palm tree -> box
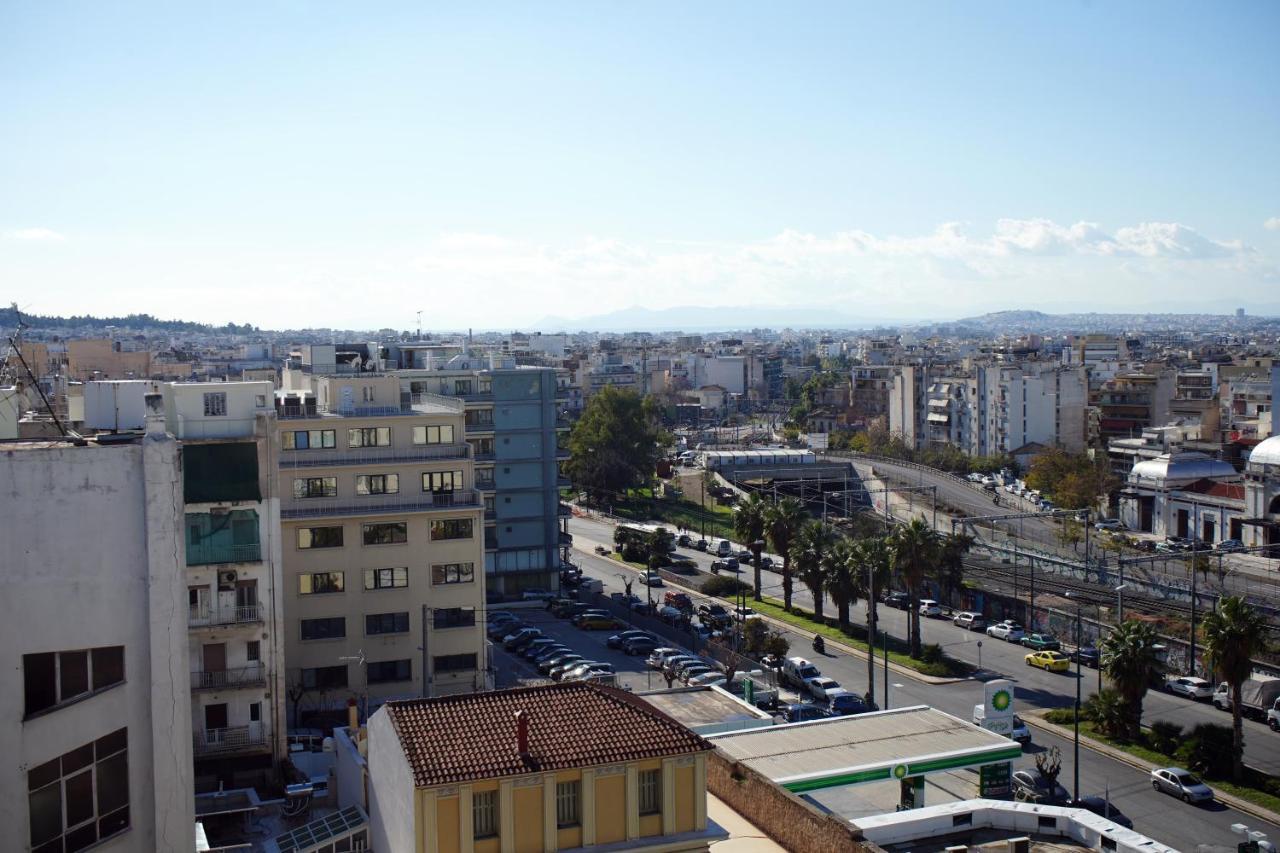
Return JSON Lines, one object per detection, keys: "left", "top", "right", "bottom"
{"left": 1201, "top": 596, "right": 1270, "bottom": 782}
{"left": 935, "top": 532, "right": 975, "bottom": 609}
{"left": 1100, "top": 620, "right": 1162, "bottom": 741}
{"left": 791, "top": 524, "right": 829, "bottom": 622}
{"left": 766, "top": 497, "right": 807, "bottom": 611}
{"left": 733, "top": 493, "right": 770, "bottom": 601}
{"left": 854, "top": 535, "right": 894, "bottom": 704}
{"left": 891, "top": 517, "right": 940, "bottom": 659}
{"left": 824, "top": 541, "right": 860, "bottom": 632}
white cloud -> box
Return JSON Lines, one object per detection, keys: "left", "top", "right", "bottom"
{"left": 2, "top": 227, "right": 66, "bottom": 242}
{"left": 1265, "top": 217, "right": 1280, "bottom": 232}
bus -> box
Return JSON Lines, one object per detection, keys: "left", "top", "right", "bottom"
{"left": 616, "top": 522, "right": 677, "bottom": 553}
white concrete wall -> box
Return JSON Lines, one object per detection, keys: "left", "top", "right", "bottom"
{"left": 0, "top": 437, "right": 194, "bottom": 852}
{"left": 0, "top": 385, "right": 25, "bottom": 438}
{"left": 367, "top": 708, "right": 418, "bottom": 853}
{"left": 164, "top": 380, "right": 274, "bottom": 439}
{"left": 333, "top": 726, "right": 369, "bottom": 811}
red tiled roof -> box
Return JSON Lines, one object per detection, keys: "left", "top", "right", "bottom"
{"left": 1181, "top": 478, "right": 1245, "bottom": 500}
{"left": 382, "top": 682, "right": 712, "bottom": 788}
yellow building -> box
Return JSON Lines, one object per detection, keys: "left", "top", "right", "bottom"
{"left": 367, "top": 682, "right": 727, "bottom": 853}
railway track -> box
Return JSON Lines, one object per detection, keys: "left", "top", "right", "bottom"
{"left": 964, "top": 559, "right": 1198, "bottom": 622}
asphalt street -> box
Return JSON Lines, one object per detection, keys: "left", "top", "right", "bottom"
{"left": 560, "top": 514, "right": 1280, "bottom": 850}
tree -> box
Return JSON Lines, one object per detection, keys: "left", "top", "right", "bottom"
{"left": 565, "top": 387, "right": 667, "bottom": 502}
{"left": 891, "top": 517, "right": 940, "bottom": 659}
{"left": 765, "top": 497, "right": 807, "bottom": 611}
{"left": 1084, "top": 689, "right": 1129, "bottom": 739}
{"left": 799, "top": 531, "right": 842, "bottom": 623}
{"left": 1034, "top": 745, "right": 1062, "bottom": 789}
{"left": 790, "top": 520, "right": 835, "bottom": 618}
{"left": 1201, "top": 596, "right": 1270, "bottom": 782}
{"left": 733, "top": 493, "right": 770, "bottom": 602}
{"left": 935, "top": 532, "right": 974, "bottom": 608}
{"left": 646, "top": 527, "right": 672, "bottom": 570}
{"left": 1024, "top": 448, "right": 1117, "bottom": 511}
{"left": 824, "top": 540, "right": 860, "bottom": 631}
{"left": 1101, "top": 620, "right": 1162, "bottom": 740}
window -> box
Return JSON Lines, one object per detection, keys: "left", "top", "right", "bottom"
{"left": 431, "top": 562, "right": 475, "bottom": 585}
{"left": 366, "top": 612, "right": 410, "bottom": 635}
{"left": 413, "top": 424, "right": 455, "bottom": 445}
{"left": 422, "top": 470, "right": 464, "bottom": 493}
{"left": 638, "top": 769, "right": 661, "bottom": 815}
{"left": 283, "top": 429, "right": 335, "bottom": 450}
{"left": 348, "top": 427, "right": 391, "bottom": 448}
{"left": 24, "top": 647, "right": 126, "bottom": 718}
{"left": 430, "top": 518, "right": 473, "bottom": 541}
{"left": 473, "top": 790, "right": 498, "bottom": 838}
{"left": 466, "top": 408, "right": 494, "bottom": 427}
{"left": 434, "top": 653, "right": 477, "bottom": 673}
{"left": 356, "top": 473, "right": 399, "bottom": 495}
{"left": 366, "top": 659, "right": 411, "bottom": 684}
{"left": 203, "top": 392, "right": 227, "bottom": 416}
{"left": 255, "top": 394, "right": 267, "bottom": 407}
{"left": 297, "top": 526, "right": 344, "bottom": 549}
{"left": 433, "top": 607, "right": 476, "bottom": 629}
{"left": 556, "top": 781, "right": 580, "bottom": 828}
{"left": 301, "top": 665, "right": 348, "bottom": 690}
{"left": 475, "top": 469, "right": 494, "bottom": 488}
{"left": 27, "top": 727, "right": 129, "bottom": 852}
{"left": 470, "top": 437, "right": 494, "bottom": 456}
{"left": 246, "top": 641, "right": 260, "bottom": 662}
{"left": 249, "top": 702, "right": 261, "bottom": 723}
{"left": 454, "top": 379, "right": 473, "bottom": 396}
{"left": 362, "top": 522, "right": 407, "bottom": 545}
{"left": 364, "top": 567, "right": 408, "bottom": 590}
{"left": 299, "top": 572, "right": 344, "bottom": 595}
{"left": 293, "top": 477, "right": 337, "bottom": 499}
{"left": 300, "top": 617, "right": 346, "bottom": 641}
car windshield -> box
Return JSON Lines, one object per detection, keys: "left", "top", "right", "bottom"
{"left": 1175, "top": 772, "right": 1203, "bottom": 786}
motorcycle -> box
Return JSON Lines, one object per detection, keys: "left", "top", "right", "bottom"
{"left": 812, "top": 634, "right": 825, "bottom": 654}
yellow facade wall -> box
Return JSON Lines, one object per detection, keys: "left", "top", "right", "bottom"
{"left": 594, "top": 774, "right": 626, "bottom": 844}
{"left": 639, "top": 813, "right": 662, "bottom": 837}
{"left": 513, "top": 786, "right": 544, "bottom": 853}
{"left": 674, "top": 765, "right": 696, "bottom": 833}
{"left": 435, "top": 795, "right": 460, "bottom": 853}
{"left": 557, "top": 826, "right": 582, "bottom": 849}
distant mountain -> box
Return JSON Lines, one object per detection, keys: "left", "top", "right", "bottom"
{"left": 532, "top": 304, "right": 910, "bottom": 333}
{"left": 1, "top": 305, "right": 258, "bottom": 335}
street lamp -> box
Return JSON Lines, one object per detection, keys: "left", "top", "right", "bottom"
{"left": 1065, "top": 592, "right": 1083, "bottom": 805}
{"left": 1114, "top": 583, "right": 1128, "bottom": 623}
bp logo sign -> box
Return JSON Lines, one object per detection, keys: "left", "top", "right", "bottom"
{"left": 892, "top": 764, "right": 909, "bottom": 780}
{"left": 992, "top": 689, "right": 1012, "bottom": 713}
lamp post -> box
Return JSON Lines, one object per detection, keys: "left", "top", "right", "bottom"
{"left": 1115, "top": 583, "right": 1128, "bottom": 623}
{"left": 1066, "top": 593, "right": 1082, "bottom": 805}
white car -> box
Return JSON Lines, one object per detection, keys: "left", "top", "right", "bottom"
{"left": 1166, "top": 676, "right": 1213, "bottom": 700}
{"left": 687, "top": 672, "right": 726, "bottom": 687}
{"left": 1094, "top": 518, "right": 1124, "bottom": 531}
{"left": 804, "top": 676, "right": 844, "bottom": 701}
{"left": 986, "top": 620, "right": 1026, "bottom": 642}
{"left": 919, "top": 599, "right": 942, "bottom": 618}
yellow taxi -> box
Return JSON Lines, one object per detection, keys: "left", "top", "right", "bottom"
{"left": 1025, "top": 650, "right": 1071, "bottom": 672}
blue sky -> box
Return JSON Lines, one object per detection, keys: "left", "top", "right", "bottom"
{"left": 3, "top": 2, "right": 1278, "bottom": 329}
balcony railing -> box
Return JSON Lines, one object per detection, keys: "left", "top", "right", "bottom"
{"left": 279, "top": 443, "right": 471, "bottom": 468}
{"left": 193, "top": 724, "right": 268, "bottom": 757}
{"left": 189, "top": 604, "right": 264, "bottom": 629}
{"left": 192, "top": 663, "right": 266, "bottom": 691}
{"left": 279, "top": 393, "right": 464, "bottom": 420}
{"left": 186, "top": 542, "right": 262, "bottom": 566}
{"left": 281, "top": 489, "right": 482, "bottom": 520}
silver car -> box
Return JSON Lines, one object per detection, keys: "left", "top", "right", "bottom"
{"left": 1151, "top": 767, "right": 1213, "bottom": 803}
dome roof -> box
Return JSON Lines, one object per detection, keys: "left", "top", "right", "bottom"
{"left": 1249, "top": 435, "right": 1280, "bottom": 469}
{"left": 1130, "top": 451, "right": 1239, "bottom": 485}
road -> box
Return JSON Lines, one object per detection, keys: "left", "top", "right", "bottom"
{"left": 555, "top": 514, "right": 1280, "bottom": 850}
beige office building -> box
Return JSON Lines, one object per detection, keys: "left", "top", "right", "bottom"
{"left": 276, "top": 374, "right": 487, "bottom": 725}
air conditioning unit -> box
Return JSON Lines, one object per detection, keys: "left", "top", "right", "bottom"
{"left": 218, "top": 570, "right": 238, "bottom": 587}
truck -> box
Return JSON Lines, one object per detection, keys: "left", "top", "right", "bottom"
{"left": 1212, "top": 676, "right": 1280, "bottom": 721}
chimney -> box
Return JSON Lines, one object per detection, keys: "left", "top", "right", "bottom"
{"left": 516, "top": 710, "right": 530, "bottom": 757}
{"left": 144, "top": 393, "right": 165, "bottom": 436}
{"left": 347, "top": 698, "right": 359, "bottom": 732}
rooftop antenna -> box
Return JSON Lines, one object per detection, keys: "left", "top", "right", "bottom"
{"left": 416, "top": 310, "right": 422, "bottom": 341}
{"left": 6, "top": 303, "right": 67, "bottom": 436}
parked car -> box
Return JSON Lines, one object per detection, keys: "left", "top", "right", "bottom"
{"left": 647, "top": 648, "right": 686, "bottom": 670}
{"left": 698, "top": 603, "right": 729, "bottom": 620}
{"left": 569, "top": 609, "right": 610, "bottom": 626}
{"left": 487, "top": 610, "right": 516, "bottom": 623}
{"left": 521, "top": 639, "right": 560, "bottom": 660}
{"left": 1071, "top": 796, "right": 1132, "bottom": 829}
{"left": 987, "top": 620, "right": 1026, "bottom": 642}
{"left": 953, "top": 611, "right": 986, "bottom": 631}
{"left": 1094, "top": 518, "right": 1124, "bottom": 531}
{"left": 531, "top": 645, "right": 571, "bottom": 665}
{"left": 1009, "top": 715, "right": 1031, "bottom": 746}
{"left": 733, "top": 606, "right": 761, "bottom": 622}
{"left": 883, "top": 591, "right": 911, "bottom": 610}
{"left": 779, "top": 703, "right": 828, "bottom": 723}
{"left": 623, "top": 636, "right": 661, "bottom": 656}
{"left": 1011, "top": 769, "right": 1069, "bottom": 804}
{"left": 1073, "top": 646, "right": 1100, "bottom": 667}
{"left": 804, "top": 676, "right": 844, "bottom": 701}
{"left": 539, "top": 653, "right": 583, "bottom": 675}
{"left": 695, "top": 539, "right": 709, "bottom": 551}
{"left": 918, "top": 599, "right": 943, "bottom": 618}
{"left": 710, "top": 558, "right": 740, "bottom": 573}
{"left": 664, "top": 591, "right": 693, "bottom": 610}
{"left": 1166, "top": 676, "right": 1214, "bottom": 700}
{"left": 1025, "top": 650, "right": 1071, "bottom": 672}
{"left": 1151, "top": 768, "right": 1213, "bottom": 803}
{"left": 760, "top": 556, "right": 775, "bottom": 569}
{"left": 607, "top": 630, "right": 653, "bottom": 650}
{"left": 1021, "top": 633, "right": 1061, "bottom": 651}
{"left": 736, "top": 549, "right": 754, "bottom": 562}
{"left": 641, "top": 572, "right": 664, "bottom": 587}
{"left": 576, "top": 614, "right": 623, "bottom": 630}
{"left": 677, "top": 534, "right": 693, "bottom": 547}
{"left": 687, "top": 672, "right": 727, "bottom": 687}
{"left": 521, "top": 588, "right": 554, "bottom": 601}
{"left": 828, "top": 693, "right": 872, "bottom": 715}
{"left": 1218, "top": 539, "right": 1245, "bottom": 553}
{"left": 781, "top": 657, "right": 822, "bottom": 689}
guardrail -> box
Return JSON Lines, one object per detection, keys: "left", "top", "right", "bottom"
{"left": 191, "top": 664, "right": 266, "bottom": 691}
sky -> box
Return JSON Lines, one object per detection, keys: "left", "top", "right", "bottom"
{"left": 2, "top": 2, "right": 1279, "bottom": 330}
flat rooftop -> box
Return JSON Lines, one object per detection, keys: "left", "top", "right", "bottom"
{"left": 707, "top": 705, "right": 1020, "bottom": 793}
{"left": 637, "top": 686, "right": 772, "bottom": 732}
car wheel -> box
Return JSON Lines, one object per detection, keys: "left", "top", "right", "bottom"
{"left": 1182, "top": 793, "right": 1190, "bottom": 803}
{"left": 1271, "top": 719, "right": 1279, "bottom": 732}
{"left": 1152, "top": 781, "right": 1160, "bottom": 791}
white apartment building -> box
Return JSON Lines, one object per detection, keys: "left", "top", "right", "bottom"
{"left": 0, "top": 397, "right": 195, "bottom": 853}
{"left": 275, "top": 373, "right": 487, "bottom": 727}
{"left": 163, "top": 381, "right": 289, "bottom": 787}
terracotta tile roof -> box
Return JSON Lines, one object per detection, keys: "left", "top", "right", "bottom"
{"left": 381, "top": 682, "right": 713, "bottom": 788}
{"left": 1182, "top": 477, "right": 1245, "bottom": 501}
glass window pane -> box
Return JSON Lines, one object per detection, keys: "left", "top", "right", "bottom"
{"left": 28, "top": 783, "right": 62, "bottom": 845}
{"left": 60, "top": 651, "right": 89, "bottom": 700}
{"left": 96, "top": 752, "right": 128, "bottom": 815}
{"left": 91, "top": 647, "right": 124, "bottom": 691}
{"left": 64, "top": 769, "right": 94, "bottom": 828}
{"left": 24, "top": 653, "right": 57, "bottom": 716}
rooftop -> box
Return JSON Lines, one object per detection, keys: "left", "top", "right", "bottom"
{"left": 382, "top": 682, "right": 712, "bottom": 788}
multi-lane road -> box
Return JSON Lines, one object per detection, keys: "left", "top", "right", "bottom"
{"left": 558, "top": 513, "right": 1280, "bottom": 850}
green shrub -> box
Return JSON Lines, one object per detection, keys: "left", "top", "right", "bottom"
{"left": 702, "top": 575, "right": 752, "bottom": 598}
{"left": 1176, "top": 723, "right": 1233, "bottom": 778}
{"left": 1148, "top": 721, "right": 1183, "bottom": 755}
{"left": 920, "top": 643, "right": 944, "bottom": 664}
{"left": 1044, "top": 708, "right": 1079, "bottom": 725}
{"left": 1084, "top": 690, "right": 1127, "bottom": 739}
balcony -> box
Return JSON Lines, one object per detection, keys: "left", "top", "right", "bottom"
{"left": 189, "top": 604, "right": 264, "bottom": 629}
{"left": 279, "top": 392, "right": 463, "bottom": 419}
{"left": 192, "top": 663, "right": 266, "bottom": 691}
{"left": 186, "top": 541, "right": 262, "bottom": 566}
{"left": 282, "top": 488, "right": 482, "bottom": 520}
{"left": 193, "top": 724, "right": 268, "bottom": 757}
{"left": 279, "top": 443, "right": 471, "bottom": 469}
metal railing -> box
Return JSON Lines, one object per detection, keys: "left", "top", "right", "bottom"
{"left": 188, "top": 604, "right": 263, "bottom": 629}
{"left": 193, "top": 724, "right": 267, "bottom": 756}
{"left": 279, "top": 443, "right": 471, "bottom": 468}
{"left": 191, "top": 663, "right": 266, "bottom": 691}
{"left": 186, "top": 542, "right": 262, "bottom": 566}
{"left": 281, "top": 489, "right": 482, "bottom": 520}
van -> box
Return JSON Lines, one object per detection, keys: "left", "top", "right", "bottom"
{"left": 781, "top": 656, "right": 822, "bottom": 689}
{"left": 716, "top": 540, "right": 733, "bottom": 557}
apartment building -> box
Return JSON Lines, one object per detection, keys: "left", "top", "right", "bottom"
{"left": 1095, "top": 370, "right": 1175, "bottom": 442}
{"left": 162, "top": 381, "right": 288, "bottom": 786}
{"left": 0, "top": 399, "right": 195, "bottom": 852}
{"left": 276, "top": 373, "right": 487, "bottom": 722}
